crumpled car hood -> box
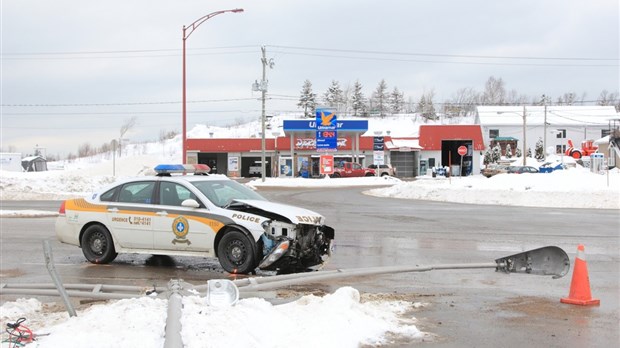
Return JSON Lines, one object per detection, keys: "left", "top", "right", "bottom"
{"left": 232, "top": 199, "right": 325, "bottom": 225}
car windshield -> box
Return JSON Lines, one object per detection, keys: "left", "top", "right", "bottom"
{"left": 190, "top": 180, "right": 267, "bottom": 208}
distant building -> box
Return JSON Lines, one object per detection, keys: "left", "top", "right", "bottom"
{"left": 475, "top": 106, "right": 617, "bottom": 155}
{"left": 21, "top": 156, "right": 48, "bottom": 172}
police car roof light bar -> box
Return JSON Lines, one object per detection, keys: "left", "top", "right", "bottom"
{"left": 154, "top": 164, "right": 211, "bottom": 176}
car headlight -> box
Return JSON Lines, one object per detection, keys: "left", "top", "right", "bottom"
{"left": 258, "top": 239, "right": 290, "bottom": 269}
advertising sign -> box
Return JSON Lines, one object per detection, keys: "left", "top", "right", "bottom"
{"left": 315, "top": 109, "right": 337, "bottom": 152}
{"left": 320, "top": 155, "right": 334, "bottom": 175}
{"left": 373, "top": 151, "right": 385, "bottom": 165}
{"left": 373, "top": 136, "right": 384, "bottom": 151}
{"left": 228, "top": 156, "right": 239, "bottom": 171}
{"left": 279, "top": 157, "right": 293, "bottom": 177}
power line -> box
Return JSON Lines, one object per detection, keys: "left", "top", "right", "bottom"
{"left": 1, "top": 98, "right": 260, "bottom": 107}
{"left": 269, "top": 50, "right": 618, "bottom": 68}
{"left": 0, "top": 46, "right": 258, "bottom": 60}
{"left": 268, "top": 45, "right": 619, "bottom": 61}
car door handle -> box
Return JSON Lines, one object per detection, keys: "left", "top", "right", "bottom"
{"left": 156, "top": 211, "right": 168, "bottom": 216}
{"left": 107, "top": 207, "right": 119, "bottom": 213}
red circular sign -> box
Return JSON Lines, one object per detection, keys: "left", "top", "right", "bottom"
{"left": 458, "top": 146, "right": 467, "bottom": 156}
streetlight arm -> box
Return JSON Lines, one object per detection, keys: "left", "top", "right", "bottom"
{"left": 181, "top": 8, "right": 244, "bottom": 164}
{"left": 183, "top": 9, "right": 244, "bottom": 40}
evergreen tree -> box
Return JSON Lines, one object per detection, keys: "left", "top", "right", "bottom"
{"left": 483, "top": 148, "right": 493, "bottom": 165}
{"left": 492, "top": 143, "right": 502, "bottom": 163}
{"left": 322, "top": 80, "right": 343, "bottom": 111}
{"left": 371, "top": 79, "right": 389, "bottom": 117}
{"left": 527, "top": 147, "right": 532, "bottom": 159}
{"left": 389, "top": 87, "right": 405, "bottom": 114}
{"left": 515, "top": 147, "right": 522, "bottom": 158}
{"left": 416, "top": 94, "right": 437, "bottom": 121}
{"left": 297, "top": 80, "right": 317, "bottom": 118}
{"left": 351, "top": 80, "right": 366, "bottom": 117}
{"left": 535, "top": 137, "right": 544, "bottom": 160}
{"left": 505, "top": 143, "right": 512, "bottom": 158}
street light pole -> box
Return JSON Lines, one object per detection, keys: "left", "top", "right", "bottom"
{"left": 182, "top": 8, "right": 244, "bottom": 164}
{"left": 522, "top": 105, "right": 527, "bottom": 166}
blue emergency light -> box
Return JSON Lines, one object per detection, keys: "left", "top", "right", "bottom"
{"left": 154, "top": 164, "right": 210, "bottom": 175}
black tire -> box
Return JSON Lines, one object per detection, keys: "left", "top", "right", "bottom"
{"left": 217, "top": 230, "right": 257, "bottom": 274}
{"left": 380, "top": 173, "right": 389, "bottom": 177}
{"left": 81, "top": 225, "right": 117, "bottom": 264}
{"left": 365, "top": 172, "right": 374, "bottom": 176}
{"left": 330, "top": 172, "right": 340, "bottom": 178}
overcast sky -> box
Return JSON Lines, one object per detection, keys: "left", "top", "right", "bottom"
{"left": 1, "top": 0, "right": 618, "bottom": 157}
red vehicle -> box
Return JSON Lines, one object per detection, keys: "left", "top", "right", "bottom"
{"left": 565, "top": 139, "right": 598, "bottom": 159}
{"left": 330, "top": 162, "right": 376, "bottom": 178}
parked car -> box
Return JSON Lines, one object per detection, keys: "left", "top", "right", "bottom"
{"left": 330, "top": 162, "right": 375, "bottom": 178}
{"left": 507, "top": 166, "right": 539, "bottom": 174}
{"left": 368, "top": 164, "right": 397, "bottom": 176}
{"left": 55, "top": 164, "right": 335, "bottom": 274}
{"left": 481, "top": 164, "right": 510, "bottom": 178}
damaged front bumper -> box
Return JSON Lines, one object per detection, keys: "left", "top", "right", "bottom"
{"left": 258, "top": 220, "right": 335, "bottom": 272}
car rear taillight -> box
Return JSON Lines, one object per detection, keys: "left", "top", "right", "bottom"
{"left": 58, "top": 201, "right": 66, "bottom": 215}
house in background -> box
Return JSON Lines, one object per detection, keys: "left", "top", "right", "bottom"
{"left": 476, "top": 106, "right": 617, "bottom": 156}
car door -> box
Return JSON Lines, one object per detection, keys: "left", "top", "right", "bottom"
{"left": 106, "top": 181, "right": 155, "bottom": 249}
{"left": 152, "top": 181, "right": 215, "bottom": 252}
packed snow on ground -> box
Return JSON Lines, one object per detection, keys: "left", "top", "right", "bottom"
{"left": 0, "top": 288, "right": 427, "bottom": 348}
{"left": 1, "top": 120, "right": 618, "bottom": 346}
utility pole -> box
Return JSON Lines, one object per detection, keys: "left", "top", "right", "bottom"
{"left": 260, "top": 46, "right": 267, "bottom": 182}
{"left": 253, "top": 46, "right": 273, "bottom": 182}
{"left": 522, "top": 105, "right": 527, "bottom": 166}
{"left": 542, "top": 95, "right": 548, "bottom": 161}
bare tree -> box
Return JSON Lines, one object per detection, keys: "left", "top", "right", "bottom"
{"left": 118, "top": 116, "right": 137, "bottom": 157}
{"left": 449, "top": 87, "right": 480, "bottom": 116}
{"left": 481, "top": 76, "right": 506, "bottom": 105}
{"left": 78, "top": 142, "right": 93, "bottom": 157}
{"left": 597, "top": 90, "right": 619, "bottom": 106}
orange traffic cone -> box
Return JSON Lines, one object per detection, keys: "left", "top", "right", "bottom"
{"left": 561, "top": 244, "right": 600, "bottom": 306}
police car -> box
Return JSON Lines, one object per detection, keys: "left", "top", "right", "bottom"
{"left": 55, "top": 164, "right": 335, "bottom": 274}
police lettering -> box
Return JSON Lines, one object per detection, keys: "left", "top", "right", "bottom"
{"left": 296, "top": 215, "right": 322, "bottom": 224}
{"left": 232, "top": 213, "right": 260, "bottom": 223}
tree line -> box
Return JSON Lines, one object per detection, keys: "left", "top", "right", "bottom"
{"left": 297, "top": 76, "right": 620, "bottom": 120}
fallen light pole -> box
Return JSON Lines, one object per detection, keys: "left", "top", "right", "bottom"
{"left": 229, "top": 246, "right": 571, "bottom": 292}
{"left": 0, "top": 245, "right": 570, "bottom": 348}
{"left": 1, "top": 246, "right": 570, "bottom": 300}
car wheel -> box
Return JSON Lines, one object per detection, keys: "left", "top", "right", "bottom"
{"left": 330, "top": 173, "right": 340, "bottom": 178}
{"left": 81, "top": 225, "right": 117, "bottom": 264}
{"left": 570, "top": 150, "right": 582, "bottom": 159}
{"left": 365, "top": 172, "right": 374, "bottom": 176}
{"left": 217, "top": 230, "right": 257, "bottom": 274}
{"left": 380, "top": 173, "right": 389, "bottom": 177}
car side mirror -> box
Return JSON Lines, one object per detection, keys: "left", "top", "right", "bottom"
{"left": 181, "top": 199, "right": 200, "bottom": 208}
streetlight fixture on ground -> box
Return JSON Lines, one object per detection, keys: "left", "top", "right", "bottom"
{"left": 182, "top": 9, "right": 244, "bottom": 164}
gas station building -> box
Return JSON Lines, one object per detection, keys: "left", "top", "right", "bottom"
{"left": 185, "top": 120, "right": 485, "bottom": 178}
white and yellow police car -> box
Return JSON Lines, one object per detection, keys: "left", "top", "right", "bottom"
{"left": 55, "top": 164, "right": 335, "bottom": 274}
